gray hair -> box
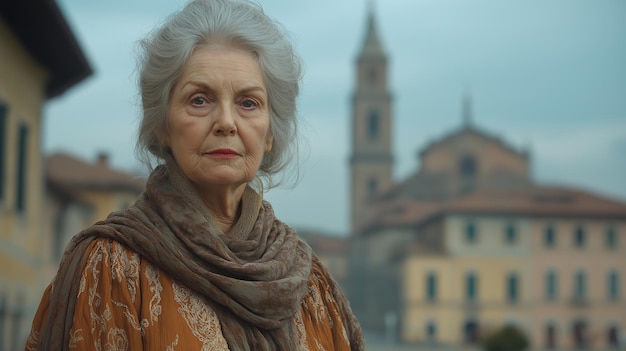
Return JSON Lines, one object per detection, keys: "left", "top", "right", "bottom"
{"left": 135, "top": 0, "right": 303, "bottom": 189}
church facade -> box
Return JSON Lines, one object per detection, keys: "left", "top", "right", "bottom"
{"left": 347, "top": 8, "right": 626, "bottom": 350}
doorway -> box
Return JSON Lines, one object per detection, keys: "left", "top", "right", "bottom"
{"left": 572, "top": 320, "right": 588, "bottom": 349}
{"left": 463, "top": 320, "right": 480, "bottom": 344}
{"left": 545, "top": 324, "right": 556, "bottom": 349}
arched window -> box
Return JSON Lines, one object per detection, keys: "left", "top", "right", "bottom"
{"left": 367, "top": 110, "right": 379, "bottom": 140}
{"left": 459, "top": 155, "right": 477, "bottom": 178}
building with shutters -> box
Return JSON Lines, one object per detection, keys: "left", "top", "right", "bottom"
{"left": 0, "top": 2, "right": 92, "bottom": 348}
{"left": 347, "top": 6, "right": 626, "bottom": 350}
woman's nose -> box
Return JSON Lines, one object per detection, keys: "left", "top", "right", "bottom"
{"left": 214, "top": 104, "right": 237, "bottom": 135}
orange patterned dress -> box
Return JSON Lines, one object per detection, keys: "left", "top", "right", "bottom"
{"left": 26, "top": 239, "right": 353, "bottom": 350}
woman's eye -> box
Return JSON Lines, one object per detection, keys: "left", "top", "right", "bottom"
{"left": 241, "top": 99, "right": 258, "bottom": 109}
{"left": 191, "top": 96, "right": 207, "bottom": 105}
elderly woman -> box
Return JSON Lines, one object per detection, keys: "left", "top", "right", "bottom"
{"left": 25, "top": 0, "right": 364, "bottom": 350}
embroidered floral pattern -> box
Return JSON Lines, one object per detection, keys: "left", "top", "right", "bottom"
{"left": 172, "top": 281, "right": 229, "bottom": 351}
{"left": 110, "top": 242, "right": 140, "bottom": 303}
{"left": 25, "top": 330, "right": 40, "bottom": 351}
{"left": 294, "top": 309, "right": 311, "bottom": 351}
{"left": 145, "top": 264, "right": 162, "bottom": 324}
{"left": 27, "top": 239, "right": 357, "bottom": 351}
{"left": 166, "top": 335, "right": 180, "bottom": 351}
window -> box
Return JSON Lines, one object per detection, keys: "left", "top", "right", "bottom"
{"left": 426, "top": 321, "right": 437, "bottom": 342}
{"left": 606, "top": 226, "right": 617, "bottom": 249}
{"left": 368, "top": 66, "right": 377, "bottom": 84}
{"left": 16, "top": 123, "right": 28, "bottom": 212}
{"left": 546, "top": 271, "right": 558, "bottom": 300}
{"left": 367, "top": 110, "right": 379, "bottom": 140}
{"left": 466, "top": 273, "right": 478, "bottom": 301}
{"left": 574, "top": 271, "right": 586, "bottom": 300}
{"left": 0, "top": 103, "right": 7, "bottom": 201}
{"left": 505, "top": 223, "right": 517, "bottom": 244}
{"left": 459, "top": 155, "right": 477, "bottom": 178}
{"left": 507, "top": 273, "right": 520, "bottom": 303}
{"left": 544, "top": 224, "right": 556, "bottom": 248}
{"left": 465, "top": 221, "right": 477, "bottom": 243}
{"left": 426, "top": 273, "right": 437, "bottom": 302}
{"left": 608, "top": 325, "right": 619, "bottom": 348}
{"left": 608, "top": 271, "right": 619, "bottom": 301}
{"left": 0, "top": 290, "right": 5, "bottom": 345}
{"left": 545, "top": 324, "right": 557, "bottom": 349}
{"left": 574, "top": 225, "right": 585, "bottom": 248}
{"left": 367, "top": 177, "right": 377, "bottom": 195}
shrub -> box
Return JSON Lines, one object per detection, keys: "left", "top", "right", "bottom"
{"left": 482, "top": 325, "right": 529, "bottom": 351}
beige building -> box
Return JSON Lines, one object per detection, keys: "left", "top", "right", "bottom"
{"left": 347, "top": 7, "right": 626, "bottom": 351}
{"left": 0, "top": 2, "right": 91, "bottom": 348}
{"left": 41, "top": 152, "right": 145, "bottom": 284}
{"left": 394, "top": 185, "right": 626, "bottom": 349}
{"left": 299, "top": 230, "right": 350, "bottom": 291}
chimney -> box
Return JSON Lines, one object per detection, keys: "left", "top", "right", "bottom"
{"left": 97, "top": 152, "right": 109, "bottom": 167}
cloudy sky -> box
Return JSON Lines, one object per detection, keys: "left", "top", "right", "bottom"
{"left": 45, "top": 0, "right": 626, "bottom": 235}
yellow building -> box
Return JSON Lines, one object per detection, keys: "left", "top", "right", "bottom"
{"left": 41, "top": 152, "right": 145, "bottom": 284}
{"left": 351, "top": 123, "right": 626, "bottom": 350}
{"left": 0, "top": 2, "right": 91, "bottom": 348}
{"left": 347, "top": 7, "right": 626, "bottom": 350}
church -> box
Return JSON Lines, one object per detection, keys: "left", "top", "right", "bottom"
{"left": 346, "top": 6, "right": 626, "bottom": 350}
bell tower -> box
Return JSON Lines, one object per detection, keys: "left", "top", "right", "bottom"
{"left": 349, "top": 4, "right": 393, "bottom": 232}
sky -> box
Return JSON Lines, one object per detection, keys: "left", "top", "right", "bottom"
{"left": 45, "top": 0, "right": 626, "bottom": 236}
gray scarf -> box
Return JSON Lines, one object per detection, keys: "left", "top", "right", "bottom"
{"left": 38, "top": 163, "right": 322, "bottom": 350}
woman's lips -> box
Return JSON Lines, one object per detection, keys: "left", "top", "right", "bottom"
{"left": 206, "top": 148, "right": 240, "bottom": 158}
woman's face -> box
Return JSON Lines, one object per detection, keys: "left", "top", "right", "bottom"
{"left": 164, "top": 45, "right": 273, "bottom": 192}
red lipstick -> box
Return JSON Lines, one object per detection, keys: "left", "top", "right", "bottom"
{"left": 206, "top": 148, "right": 239, "bottom": 159}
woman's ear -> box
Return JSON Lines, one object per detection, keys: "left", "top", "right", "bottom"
{"left": 264, "top": 134, "right": 273, "bottom": 153}
{"left": 156, "top": 124, "right": 169, "bottom": 148}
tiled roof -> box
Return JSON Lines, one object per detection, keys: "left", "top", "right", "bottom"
{"left": 358, "top": 199, "right": 441, "bottom": 234}
{"left": 46, "top": 177, "right": 93, "bottom": 208}
{"left": 443, "top": 185, "right": 626, "bottom": 218}
{"left": 298, "top": 230, "right": 348, "bottom": 254}
{"left": 360, "top": 185, "right": 626, "bottom": 233}
{"left": 418, "top": 125, "right": 528, "bottom": 160}
{"left": 46, "top": 152, "right": 145, "bottom": 193}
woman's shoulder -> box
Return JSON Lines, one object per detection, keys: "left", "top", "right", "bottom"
{"left": 76, "top": 237, "right": 144, "bottom": 289}
{"left": 297, "top": 256, "right": 354, "bottom": 350}
{"left": 82, "top": 237, "right": 141, "bottom": 267}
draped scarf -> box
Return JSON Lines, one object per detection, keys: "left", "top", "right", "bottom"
{"left": 35, "top": 163, "right": 361, "bottom": 350}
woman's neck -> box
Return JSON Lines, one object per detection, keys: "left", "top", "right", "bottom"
{"left": 196, "top": 183, "right": 246, "bottom": 234}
